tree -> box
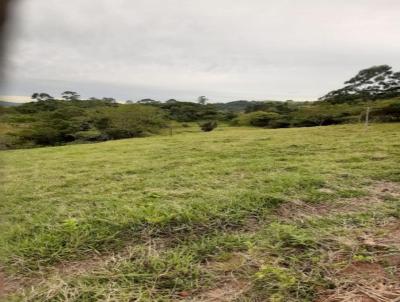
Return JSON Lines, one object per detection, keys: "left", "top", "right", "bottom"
{"left": 126, "top": 100, "right": 134, "bottom": 104}
{"left": 197, "top": 96, "right": 208, "bottom": 105}
{"left": 240, "top": 111, "right": 282, "bottom": 127}
{"left": 320, "top": 65, "right": 400, "bottom": 103}
{"left": 31, "top": 92, "right": 54, "bottom": 101}
{"left": 62, "top": 91, "right": 80, "bottom": 101}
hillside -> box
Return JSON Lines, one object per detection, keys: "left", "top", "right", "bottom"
{"left": 0, "top": 101, "right": 20, "bottom": 107}
{"left": 1, "top": 124, "right": 399, "bottom": 301}
{"left": 0, "top": 94, "right": 399, "bottom": 150}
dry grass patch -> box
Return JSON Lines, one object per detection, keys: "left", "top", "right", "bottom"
{"left": 317, "top": 221, "right": 400, "bottom": 302}
{"left": 277, "top": 181, "right": 400, "bottom": 222}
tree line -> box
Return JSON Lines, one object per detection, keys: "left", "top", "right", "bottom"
{"left": 0, "top": 65, "right": 399, "bottom": 149}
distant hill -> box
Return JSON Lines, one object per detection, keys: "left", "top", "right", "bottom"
{"left": 0, "top": 100, "right": 22, "bottom": 107}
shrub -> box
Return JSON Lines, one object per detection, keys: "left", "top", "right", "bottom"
{"left": 74, "top": 130, "right": 105, "bottom": 142}
{"left": 19, "top": 127, "right": 62, "bottom": 145}
{"left": 371, "top": 102, "right": 400, "bottom": 122}
{"left": 268, "top": 118, "right": 291, "bottom": 129}
{"left": 0, "top": 134, "right": 21, "bottom": 150}
{"left": 95, "top": 105, "right": 167, "bottom": 139}
{"left": 235, "top": 111, "right": 282, "bottom": 127}
{"left": 199, "top": 121, "right": 218, "bottom": 132}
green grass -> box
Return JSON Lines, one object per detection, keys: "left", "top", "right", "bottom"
{"left": 1, "top": 123, "right": 399, "bottom": 301}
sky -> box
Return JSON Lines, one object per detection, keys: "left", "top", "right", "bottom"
{"left": 1, "top": 0, "right": 400, "bottom": 103}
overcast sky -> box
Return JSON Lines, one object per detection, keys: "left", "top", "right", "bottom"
{"left": 1, "top": 0, "right": 400, "bottom": 102}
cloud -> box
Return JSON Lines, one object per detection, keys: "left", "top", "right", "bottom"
{"left": 2, "top": 0, "right": 400, "bottom": 101}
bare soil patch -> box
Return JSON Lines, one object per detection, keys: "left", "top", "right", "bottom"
{"left": 317, "top": 222, "right": 400, "bottom": 302}
{"left": 180, "top": 253, "right": 255, "bottom": 302}
{"left": 305, "top": 181, "right": 400, "bottom": 302}
{"left": 278, "top": 181, "right": 400, "bottom": 222}
{"left": 317, "top": 261, "right": 400, "bottom": 302}
{"left": 0, "top": 272, "right": 7, "bottom": 299}
{"left": 184, "top": 280, "right": 249, "bottom": 302}
{"left": 0, "top": 271, "right": 23, "bottom": 300}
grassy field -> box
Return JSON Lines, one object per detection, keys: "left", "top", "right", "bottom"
{"left": 1, "top": 124, "right": 400, "bottom": 301}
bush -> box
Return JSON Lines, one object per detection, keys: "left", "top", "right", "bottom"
{"left": 95, "top": 105, "right": 167, "bottom": 139}
{"left": 74, "top": 130, "right": 105, "bottom": 142}
{"left": 235, "top": 111, "right": 282, "bottom": 127}
{"left": 371, "top": 102, "right": 400, "bottom": 122}
{"left": 0, "top": 134, "right": 21, "bottom": 150}
{"left": 19, "top": 127, "right": 62, "bottom": 145}
{"left": 199, "top": 121, "right": 218, "bottom": 132}
{"left": 268, "top": 119, "right": 291, "bottom": 129}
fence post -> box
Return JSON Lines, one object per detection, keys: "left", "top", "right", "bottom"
{"left": 365, "top": 106, "right": 370, "bottom": 130}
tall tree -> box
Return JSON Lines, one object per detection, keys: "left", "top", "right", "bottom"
{"left": 197, "top": 96, "right": 208, "bottom": 105}
{"left": 320, "top": 65, "right": 400, "bottom": 103}
{"left": 62, "top": 91, "right": 81, "bottom": 101}
{"left": 31, "top": 92, "right": 54, "bottom": 101}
